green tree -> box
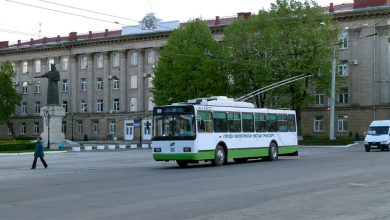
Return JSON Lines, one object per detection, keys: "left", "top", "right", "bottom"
{"left": 152, "top": 20, "right": 228, "bottom": 105}
{"left": 0, "top": 61, "right": 22, "bottom": 139}
{"left": 223, "top": 0, "right": 339, "bottom": 135}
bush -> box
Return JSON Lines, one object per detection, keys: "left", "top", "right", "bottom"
{"left": 0, "top": 140, "right": 35, "bottom": 151}
{"left": 83, "top": 134, "right": 88, "bottom": 141}
{"left": 299, "top": 135, "right": 354, "bottom": 145}
{"left": 354, "top": 132, "right": 360, "bottom": 141}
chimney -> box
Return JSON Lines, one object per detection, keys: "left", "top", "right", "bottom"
{"left": 42, "top": 37, "right": 47, "bottom": 44}
{"left": 69, "top": 32, "right": 78, "bottom": 41}
{"left": 329, "top": 3, "right": 334, "bottom": 12}
{"left": 104, "top": 29, "right": 108, "bottom": 37}
{"left": 17, "top": 40, "right": 21, "bottom": 46}
{"left": 88, "top": 31, "right": 93, "bottom": 39}
{"left": 30, "top": 38, "right": 34, "bottom": 45}
{"left": 56, "top": 35, "right": 61, "bottom": 42}
{"left": 0, "top": 41, "right": 9, "bottom": 49}
{"left": 215, "top": 16, "right": 220, "bottom": 25}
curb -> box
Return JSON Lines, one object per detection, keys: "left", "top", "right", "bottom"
{"left": 299, "top": 142, "right": 360, "bottom": 148}
{"left": 0, "top": 151, "right": 67, "bottom": 156}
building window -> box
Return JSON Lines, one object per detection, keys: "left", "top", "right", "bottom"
{"left": 62, "top": 121, "right": 67, "bottom": 133}
{"left": 35, "top": 101, "right": 41, "bottom": 114}
{"left": 130, "top": 98, "right": 137, "bottom": 112}
{"left": 113, "top": 78, "right": 120, "bottom": 89}
{"left": 130, "top": 51, "right": 137, "bottom": 65}
{"left": 97, "top": 54, "right": 103, "bottom": 68}
{"left": 22, "top": 61, "right": 28, "bottom": 74}
{"left": 77, "top": 120, "right": 84, "bottom": 134}
{"left": 130, "top": 75, "right": 137, "bottom": 89}
{"left": 338, "top": 87, "right": 349, "bottom": 104}
{"left": 97, "top": 78, "right": 103, "bottom": 90}
{"left": 339, "top": 32, "right": 348, "bottom": 49}
{"left": 80, "top": 56, "right": 87, "bottom": 69}
{"left": 112, "top": 52, "right": 119, "bottom": 67}
{"left": 22, "top": 81, "right": 28, "bottom": 94}
{"left": 35, "top": 60, "right": 41, "bottom": 73}
{"left": 62, "top": 79, "right": 68, "bottom": 92}
{"left": 35, "top": 83, "right": 41, "bottom": 93}
{"left": 109, "top": 120, "right": 116, "bottom": 134}
{"left": 314, "top": 116, "right": 324, "bottom": 132}
{"left": 62, "top": 57, "right": 69, "bottom": 71}
{"left": 48, "top": 58, "right": 54, "bottom": 70}
{"left": 81, "top": 100, "right": 87, "bottom": 112}
{"left": 315, "top": 93, "right": 325, "bottom": 105}
{"left": 62, "top": 101, "right": 68, "bottom": 113}
{"left": 147, "top": 50, "right": 155, "bottom": 64}
{"left": 148, "top": 97, "right": 154, "bottom": 111}
{"left": 96, "top": 99, "right": 103, "bottom": 112}
{"left": 148, "top": 75, "right": 154, "bottom": 88}
{"left": 21, "top": 102, "right": 27, "bottom": 115}
{"left": 80, "top": 78, "right": 87, "bottom": 91}
{"left": 113, "top": 98, "right": 120, "bottom": 112}
{"left": 33, "top": 122, "right": 40, "bottom": 134}
{"left": 11, "top": 62, "right": 15, "bottom": 72}
{"left": 338, "top": 60, "right": 348, "bottom": 76}
{"left": 92, "top": 120, "right": 99, "bottom": 134}
{"left": 20, "top": 123, "right": 26, "bottom": 134}
{"left": 337, "top": 115, "right": 348, "bottom": 132}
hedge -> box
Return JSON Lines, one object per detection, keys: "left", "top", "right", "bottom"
{"left": 0, "top": 141, "right": 35, "bottom": 151}
{"left": 299, "top": 136, "right": 355, "bottom": 145}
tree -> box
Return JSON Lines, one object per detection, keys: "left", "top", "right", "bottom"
{"left": 0, "top": 61, "right": 22, "bottom": 139}
{"left": 222, "top": 0, "right": 339, "bottom": 135}
{"left": 152, "top": 20, "right": 228, "bottom": 105}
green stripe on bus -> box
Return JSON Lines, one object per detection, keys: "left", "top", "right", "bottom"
{"left": 153, "top": 146, "right": 298, "bottom": 161}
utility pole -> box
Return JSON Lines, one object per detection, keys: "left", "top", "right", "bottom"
{"left": 329, "top": 46, "right": 337, "bottom": 140}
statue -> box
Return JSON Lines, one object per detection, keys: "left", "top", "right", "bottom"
{"left": 35, "top": 64, "right": 60, "bottom": 105}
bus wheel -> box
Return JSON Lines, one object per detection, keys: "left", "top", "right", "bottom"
{"left": 176, "top": 160, "right": 188, "bottom": 167}
{"left": 212, "top": 145, "right": 225, "bottom": 166}
{"left": 267, "top": 142, "right": 278, "bottom": 161}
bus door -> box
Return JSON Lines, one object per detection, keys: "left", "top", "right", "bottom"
{"left": 124, "top": 120, "right": 134, "bottom": 140}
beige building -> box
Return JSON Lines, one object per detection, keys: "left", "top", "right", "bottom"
{"left": 1, "top": 0, "right": 390, "bottom": 141}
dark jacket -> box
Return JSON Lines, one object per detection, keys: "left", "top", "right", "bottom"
{"left": 34, "top": 140, "right": 45, "bottom": 158}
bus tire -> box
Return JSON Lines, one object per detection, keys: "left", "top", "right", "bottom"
{"left": 267, "top": 142, "right": 278, "bottom": 161}
{"left": 176, "top": 160, "right": 188, "bottom": 167}
{"left": 212, "top": 145, "right": 225, "bottom": 166}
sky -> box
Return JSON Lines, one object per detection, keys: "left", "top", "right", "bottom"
{"left": 0, "top": 0, "right": 352, "bottom": 44}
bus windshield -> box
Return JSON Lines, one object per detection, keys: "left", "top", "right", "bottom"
{"left": 153, "top": 114, "right": 195, "bottom": 140}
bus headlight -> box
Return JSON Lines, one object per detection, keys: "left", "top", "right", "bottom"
{"left": 154, "top": 148, "right": 161, "bottom": 152}
{"left": 183, "top": 147, "right": 191, "bottom": 152}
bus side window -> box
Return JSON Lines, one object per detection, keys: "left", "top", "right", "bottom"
{"left": 213, "top": 112, "right": 227, "bottom": 133}
{"left": 287, "top": 114, "right": 296, "bottom": 132}
{"left": 197, "top": 111, "right": 213, "bottom": 133}
{"left": 255, "top": 113, "right": 267, "bottom": 132}
{"left": 242, "top": 113, "right": 254, "bottom": 132}
{"left": 277, "top": 114, "right": 288, "bottom": 132}
{"left": 267, "top": 114, "right": 278, "bottom": 132}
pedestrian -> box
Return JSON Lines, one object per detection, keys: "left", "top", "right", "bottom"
{"left": 31, "top": 136, "right": 48, "bottom": 169}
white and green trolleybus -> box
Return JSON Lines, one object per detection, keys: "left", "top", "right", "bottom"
{"left": 152, "top": 96, "right": 298, "bottom": 167}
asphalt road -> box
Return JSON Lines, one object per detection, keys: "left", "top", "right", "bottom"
{"left": 1, "top": 143, "right": 390, "bottom": 220}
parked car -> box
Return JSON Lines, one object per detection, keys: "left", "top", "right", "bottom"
{"left": 364, "top": 120, "right": 390, "bottom": 152}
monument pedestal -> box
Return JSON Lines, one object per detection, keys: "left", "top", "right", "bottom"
{"left": 40, "top": 105, "right": 65, "bottom": 150}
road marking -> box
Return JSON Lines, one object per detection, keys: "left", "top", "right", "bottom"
{"left": 349, "top": 183, "right": 369, "bottom": 187}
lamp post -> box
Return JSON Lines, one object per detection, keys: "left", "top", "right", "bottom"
{"left": 329, "top": 46, "right": 337, "bottom": 140}
{"left": 43, "top": 107, "right": 53, "bottom": 149}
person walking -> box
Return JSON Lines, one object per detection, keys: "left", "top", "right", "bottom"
{"left": 31, "top": 136, "right": 48, "bottom": 169}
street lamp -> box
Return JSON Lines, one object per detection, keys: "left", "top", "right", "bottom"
{"left": 42, "top": 106, "right": 53, "bottom": 149}
{"left": 329, "top": 45, "right": 337, "bottom": 140}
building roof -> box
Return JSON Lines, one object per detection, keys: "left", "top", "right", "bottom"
{"left": 0, "top": 1, "right": 389, "bottom": 50}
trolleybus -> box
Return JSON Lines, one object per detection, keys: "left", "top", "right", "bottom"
{"left": 152, "top": 96, "right": 298, "bottom": 167}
